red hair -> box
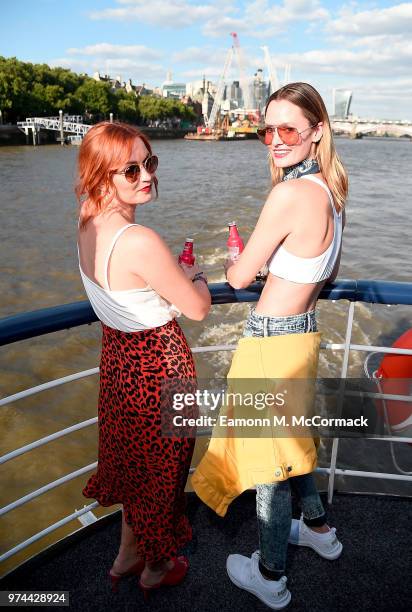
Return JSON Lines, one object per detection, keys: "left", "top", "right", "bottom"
{"left": 76, "top": 121, "right": 158, "bottom": 229}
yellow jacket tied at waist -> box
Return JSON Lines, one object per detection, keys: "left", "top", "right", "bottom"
{"left": 191, "top": 331, "right": 322, "bottom": 517}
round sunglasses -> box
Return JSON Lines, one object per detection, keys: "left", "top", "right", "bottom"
{"left": 114, "top": 154, "right": 158, "bottom": 183}
{"left": 256, "top": 125, "right": 317, "bottom": 146}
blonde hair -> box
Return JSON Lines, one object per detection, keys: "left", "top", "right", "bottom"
{"left": 75, "top": 122, "right": 158, "bottom": 229}
{"left": 265, "top": 82, "right": 348, "bottom": 210}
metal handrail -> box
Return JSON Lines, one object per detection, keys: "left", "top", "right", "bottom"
{"left": 328, "top": 301, "right": 355, "bottom": 501}
{"left": 0, "top": 464, "right": 97, "bottom": 517}
{"left": 1, "top": 279, "right": 412, "bottom": 565}
{"left": 0, "top": 368, "right": 99, "bottom": 407}
{"left": 0, "top": 503, "right": 99, "bottom": 563}
{"left": 2, "top": 342, "right": 411, "bottom": 409}
{"left": 2, "top": 280, "right": 412, "bottom": 346}
{"left": 0, "top": 418, "right": 98, "bottom": 465}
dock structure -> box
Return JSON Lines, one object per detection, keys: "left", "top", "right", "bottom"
{"left": 17, "top": 114, "right": 90, "bottom": 145}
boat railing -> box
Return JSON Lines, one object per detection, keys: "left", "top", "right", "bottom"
{"left": 1, "top": 279, "right": 412, "bottom": 566}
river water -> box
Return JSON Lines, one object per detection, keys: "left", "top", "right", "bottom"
{"left": 0, "top": 138, "right": 411, "bottom": 573}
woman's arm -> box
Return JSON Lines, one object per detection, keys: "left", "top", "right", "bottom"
{"left": 226, "top": 182, "right": 295, "bottom": 289}
{"left": 129, "top": 227, "right": 211, "bottom": 321}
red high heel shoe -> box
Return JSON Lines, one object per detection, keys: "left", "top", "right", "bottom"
{"left": 109, "top": 559, "right": 145, "bottom": 592}
{"left": 138, "top": 556, "right": 189, "bottom": 600}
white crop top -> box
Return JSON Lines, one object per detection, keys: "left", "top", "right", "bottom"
{"left": 267, "top": 175, "right": 342, "bottom": 284}
{"left": 78, "top": 224, "right": 180, "bottom": 332}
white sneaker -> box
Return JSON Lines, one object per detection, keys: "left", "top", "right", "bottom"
{"left": 288, "top": 515, "right": 343, "bottom": 560}
{"left": 226, "top": 550, "right": 291, "bottom": 610}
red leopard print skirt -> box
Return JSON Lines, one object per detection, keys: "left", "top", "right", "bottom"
{"left": 82, "top": 318, "right": 196, "bottom": 563}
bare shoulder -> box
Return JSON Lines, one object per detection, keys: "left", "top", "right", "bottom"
{"left": 265, "top": 179, "right": 313, "bottom": 214}
{"left": 267, "top": 179, "right": 296, "bottom": 199}
{"left": 121, "top": 224, "right": 167, "bottom": 253}
{"left": 266, "top": 180, "right": 297, "bottom": 208}
{"left": 265, "top": 178, "right": 333, "bottom": 231}
{"left": 285, "top": 177, "right": 330, "bottom": 208}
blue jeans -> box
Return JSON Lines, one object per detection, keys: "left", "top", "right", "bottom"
{"left": 244, "top": 307, "right": 326, "bottom": 578}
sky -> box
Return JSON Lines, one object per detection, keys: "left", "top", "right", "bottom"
{"left": 2, "top": 0, "right": 412, "bottom": 120}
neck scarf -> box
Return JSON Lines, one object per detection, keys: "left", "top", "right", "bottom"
{"left": 282, "top": 158, "right": 320, "bottom": 181}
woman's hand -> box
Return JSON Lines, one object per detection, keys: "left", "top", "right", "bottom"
{"left": 179, "top": 261, "right": 203, "bottom": 281}
{"left": 224, "top": 257, "right": 235, "bottom": 279}
{"left": 256, "top": 263, "right": 269, "bottom": 281}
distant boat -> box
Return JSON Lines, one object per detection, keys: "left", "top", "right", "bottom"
{"left": 185, "top": 129, "right": 248, "bottom": 141}
{"left": 67, "top": 135, "right": 83, "bottom": 146}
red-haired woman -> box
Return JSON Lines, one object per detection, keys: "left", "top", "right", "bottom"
{"left": 76, "top": 122, "right": 211, "bottom": 597}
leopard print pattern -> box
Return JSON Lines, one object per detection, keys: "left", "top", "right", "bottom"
{"left": 83, "top": 318, "right": 196, "bottom": 563}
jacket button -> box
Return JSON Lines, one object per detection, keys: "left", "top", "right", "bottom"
{"left": 287, "top": 466, "right": 292, "bottom": 472}
{"left": 275, "top": 469, "right": 281, "bottom": 477}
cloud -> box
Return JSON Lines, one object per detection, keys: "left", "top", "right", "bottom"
{"left": 270, "top": 38, "right": 412, "bottom": 77}
{"left": 180, "top": 67, "right": 225, "bottom": 79}
{"left": 90, "top": 0, "right": 221, "bottom": 28}
{"left": 89, "top": 0, "right": 329, "bottom": 38}
{"left": 170, "top": 44, "right": 267, "bottom": 85}
{"left": 67, "top": 43, "right": 162, "bottom": 60}
{"left": 49, "top": 55, "right": 166, "bottom": 83}
{"left": 329, "top": 2, "right": 412, "bottom": 37}
{"left": 349, "top": 33, "right": 406, "bottom": 48}
{"left": 171, "top": 45, "right": 237, "bottom": 70}
{"left": 357, "top": 80, "right": 412, "bottom": 103}
{"left": 51, "top": 42, "right": 166, "bottom": 84}
{"left": 203, "top": 0, "right": 329, "bottom": 38}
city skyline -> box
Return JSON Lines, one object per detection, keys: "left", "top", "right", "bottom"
{"left": 2, "top": 1, "right": 412, "bottom": 121}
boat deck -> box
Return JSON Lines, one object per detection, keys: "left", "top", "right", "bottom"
{"left": 1, "top": 491, "right": 411, "bottom": 611}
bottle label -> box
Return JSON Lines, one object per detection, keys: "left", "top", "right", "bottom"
{"left": 228, "top": 246, "right": 240, "bottom": 261}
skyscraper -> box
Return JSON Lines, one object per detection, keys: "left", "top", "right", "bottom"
{"left": 333, "top": 89, "right": 353, "bottom": 119}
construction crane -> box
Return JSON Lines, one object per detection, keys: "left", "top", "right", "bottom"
{"left": 205, "top": 42, "right": 234, "bottom": 129}
{"left": 230, "top": 32, "right": 252, "bottom": 111}
{"left": 205, "top": 32, "right": 253, "bottom": 129}
{"left": 261, "top": 46, "right": 279, "bottom": 95}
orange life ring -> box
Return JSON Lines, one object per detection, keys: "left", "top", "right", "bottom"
{"left": 376, "top": 328, "right": 412, "bottom": 438}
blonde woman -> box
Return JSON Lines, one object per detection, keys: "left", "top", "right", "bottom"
{"left": 224, "top": 83, "right": 348, "bottom": 609}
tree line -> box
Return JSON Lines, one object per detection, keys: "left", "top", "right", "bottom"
{"left": 0, "top": 56, "right": 197, "bottom": 124}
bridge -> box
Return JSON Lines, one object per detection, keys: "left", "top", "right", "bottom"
{"left": 332, "top": 119, "right": 412, "bottom": 139}
{"left": 17, "top": 115, "right": 90, "bottom": 145}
